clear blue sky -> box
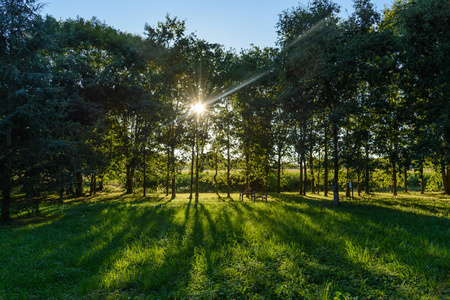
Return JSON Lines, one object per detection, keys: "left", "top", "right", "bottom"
{"left": 41, "top": 0, "right": 394, "bottom": 50}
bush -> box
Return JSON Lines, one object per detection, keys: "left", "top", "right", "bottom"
{"left": 426, "top": 170, "right": 443, "bottom": 192}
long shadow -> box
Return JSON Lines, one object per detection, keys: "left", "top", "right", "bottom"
{"left": 2, "top": 193, "right": 448, "bottom": 299}
{"left": 1, "top": 197, "right": 188, "bottom": 297}
{"left": 63, "top": 192, "right": 170, "bottom": 207}
{"left": 276, "top": 193, "right": 336, "bottom": 207}
{"left": 363, "top": 196, "right": 450, "bottom": 216}
{"left": 196, "top": 203, "right": 219, "bottom": 277}
{"left": 230, "top": 196, "right": 448, "bottom": 298}
{"left": 221, "top": 202, "right": 368, "bottom": 295}
{"left": 277, "top": 192, "right": 450, "bottom": 224}
{"left": 276, "top": 193, "right": 449, "bottom": 252}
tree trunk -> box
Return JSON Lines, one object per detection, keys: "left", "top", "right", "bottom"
{"left": 214, "top": 152, "right": 219, "bottom": 197}
{"left": 195, "top": 117, "right": 199, "bottom": 199}
{"left": 346, "top": 168, "right": 351, "bottom": 197}
{"left": 126, "top": 167, "right": 133, "bottom": 194}
{"left": 89, "top": 173, "right": 96, "bottom": 196}
{"left": 171, "top": 145, "right": 176, "bottom": 199}
{"left": 59, "top": 188, "right": 64, "bottom": 204}
{"left": 264, "top": 156, "right": 269, "bottom": 194}
{"left": 190, "top": 144, "right": 194, "bottom": 199}
{"left": 357, "top": 173, "right": 361, "bottom": 196}
{"left": 303, "top": 155, "right": 308, "bottom": 196}
{"left": 316, "top": 147, "right": 320, "bottom": 194}
{"left": 392, "top": 161, "right": 397, "bottom": 196}
{"left": 332, "top": 122, "right": 340, "bottom": 206}
{"left": 227, "top": 142, "right": 231, "bottom": 198}
{"left": 324, "top": 126, "right": 328, "bottom": 196}
{"left": 143, "top": 148, "right": 146, "bottom": 197}
{"left": 310, "top": 143, "right": 315, "bottom": 194}
{"left": 171, "top": 176, "right": 176, "bottom": 199}
{"left": 392, "top": 139, "right": 399, "bottom": 196}
{"left": 404, "top": 166, "right": 408, "bottom": 193}
{"left": 332, "top": 177, "right": 339, "bottom": 206}
{"left": 92, "top": 174, "right": 97, "bottom": 195}
{"left": 226, "top": 100, "right": 232, "bottom": 198}
{"left": 442, "top": 165, "right": 450, "bottom": 194}
{"left": 226, "top": 166, "right": 231, "bottom": 197}
{"left": 299, "top": 153, "right": 303, "bottom": 195}
{"left": 365, "top": 145, "right": 370, "bottom": 194}
{"left": 90, "top": 174, "right": 93, "bottom": 195}
{"left": 75, "top": 172, "right": 84, "bottom": 197}
{"left": 93, "top": 174, "right": 97, "bottom": 195}
{"left": 420, "top": 162, "right": 424, "bottom": 194}
{"left": 277, "top": 148, "right": 282, "bottom": 193}
{"left": 1, "top": 123, "right": 12, "bottom": 221}
{"left": 245, "top": 149, "right": 250, "bottom": 189}
{"left": 165, "top": 148, "right": 170, "bottom": 196}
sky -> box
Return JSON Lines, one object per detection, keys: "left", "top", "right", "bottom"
{"left": 41, "top": 0, "right": 395, "bottom": 51}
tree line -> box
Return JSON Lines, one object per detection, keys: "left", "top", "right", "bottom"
{"left": 1, "top": 0, "right": 449, "bottom": 221}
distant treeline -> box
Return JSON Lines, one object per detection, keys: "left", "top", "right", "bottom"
{"left": 108, "top": 167, "right": 441, "bottom": 195}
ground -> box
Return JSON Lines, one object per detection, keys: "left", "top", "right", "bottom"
{"left": 0, "top": 192, "right": 449, "bottom": 299}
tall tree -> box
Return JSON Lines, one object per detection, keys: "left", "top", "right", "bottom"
{"left": 382, "top": 0, "right": 450, "bottom": 193}
{"left": 234, "top": 47, "right": 278, "bottom": 193}
{"left": 145, "top": 15, "right": 190, "bottom": 199}
{"left": 0, "top": 0, "right": 56, "bottom": 220}
{"left": 278, "top": 0, "right": 349, "bottom": 206}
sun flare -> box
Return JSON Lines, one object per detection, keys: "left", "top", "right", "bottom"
{"left": 192, "top": 102, "right": 206, "bottom": 114}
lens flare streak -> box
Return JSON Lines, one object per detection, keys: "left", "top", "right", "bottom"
{"left": 163, "top": 71, "right": 269, "bottom": 127}
{"left": 162, "top": 16, "right": 328, "bottom": 128}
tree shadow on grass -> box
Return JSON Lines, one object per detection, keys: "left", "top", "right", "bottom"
{"left": 280, "top": 194, "right": 448, "bottom": 290}
{"left": 277, "top": 192, "right": 450, "bottom": 217}
{"left": 276, "top": 193, "right": 336, "bottom": 206}
{"left": 1, "top": 193, "right": 448, "bottom": 299}
{"left": 0, "top": 197, "right": 187, "bottom": 297}
{"left": 362, "top": 196, "right": 450, "bottom": 216}
{"left": 234, "top": 199, "right": 448, "bottom": 298}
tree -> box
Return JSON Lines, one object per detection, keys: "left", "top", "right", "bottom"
{"left": 0, "top": 0, "right": 58, "bottom": 220}
{"left": 233, "top": 47, "right": 278, "bottom": 193}
{"left": 145, "top": 15, "right": 190, "bottom": 199}
{"left": 396, "top": 0, "right": 449, "bottom": 193}
{"left": 278, "top": 0, "right": 351, "bottom": 206}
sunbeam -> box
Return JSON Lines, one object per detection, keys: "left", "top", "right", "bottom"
{"left": 162, "top": 16, "right": 328, "bottom": 128}
{"left": 191, "top": 102, "right": 206, "bottom": 114}
{"left": 285, "top": 16, "right": 330, "bottom": 50}
{"left": 162, "top": 71, "right": 269, "bottom": 128}
{"left": 204, "top": 71, "right": 269, "bottom": 107}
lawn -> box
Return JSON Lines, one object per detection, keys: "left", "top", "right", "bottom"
{"left": 0, "top": 192, "right": 449, "bottom": 299}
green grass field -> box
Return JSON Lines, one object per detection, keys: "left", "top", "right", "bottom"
{"left": 1, "top": 192, "right": 449, "bottom": 299}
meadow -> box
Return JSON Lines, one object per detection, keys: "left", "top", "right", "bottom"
{"left": 0, "top": 192, "right": 449, "bottom": 299}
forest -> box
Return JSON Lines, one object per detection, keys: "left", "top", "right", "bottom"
{"left": 1, "top": 0, "right": 449, "bottom": 222}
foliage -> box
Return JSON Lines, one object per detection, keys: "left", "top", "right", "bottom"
{"left": 1, "top": 0, "right": 450, "bottom": 220}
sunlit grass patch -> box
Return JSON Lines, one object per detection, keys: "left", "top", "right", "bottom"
{"left": 0, "top": 191, "right": 448, "bottom": 299}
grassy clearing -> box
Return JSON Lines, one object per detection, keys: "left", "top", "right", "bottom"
{"left": 0, "top": 192, "right": 449, "bottom": 299}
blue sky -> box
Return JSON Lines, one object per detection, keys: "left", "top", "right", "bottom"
{"left": 41, "top": 0, "right": 394, "bottom": 50}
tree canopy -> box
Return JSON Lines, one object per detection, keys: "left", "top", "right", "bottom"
{"left": 1, "top": 0, "right": 449, "bottom": 220}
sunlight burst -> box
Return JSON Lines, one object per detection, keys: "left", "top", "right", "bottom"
{"left": 192, "top": 102, "right": 206, "bottom": 114}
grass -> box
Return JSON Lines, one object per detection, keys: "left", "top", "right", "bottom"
{"left": 0, "top": 192, "right": 449, "bottom": 299}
